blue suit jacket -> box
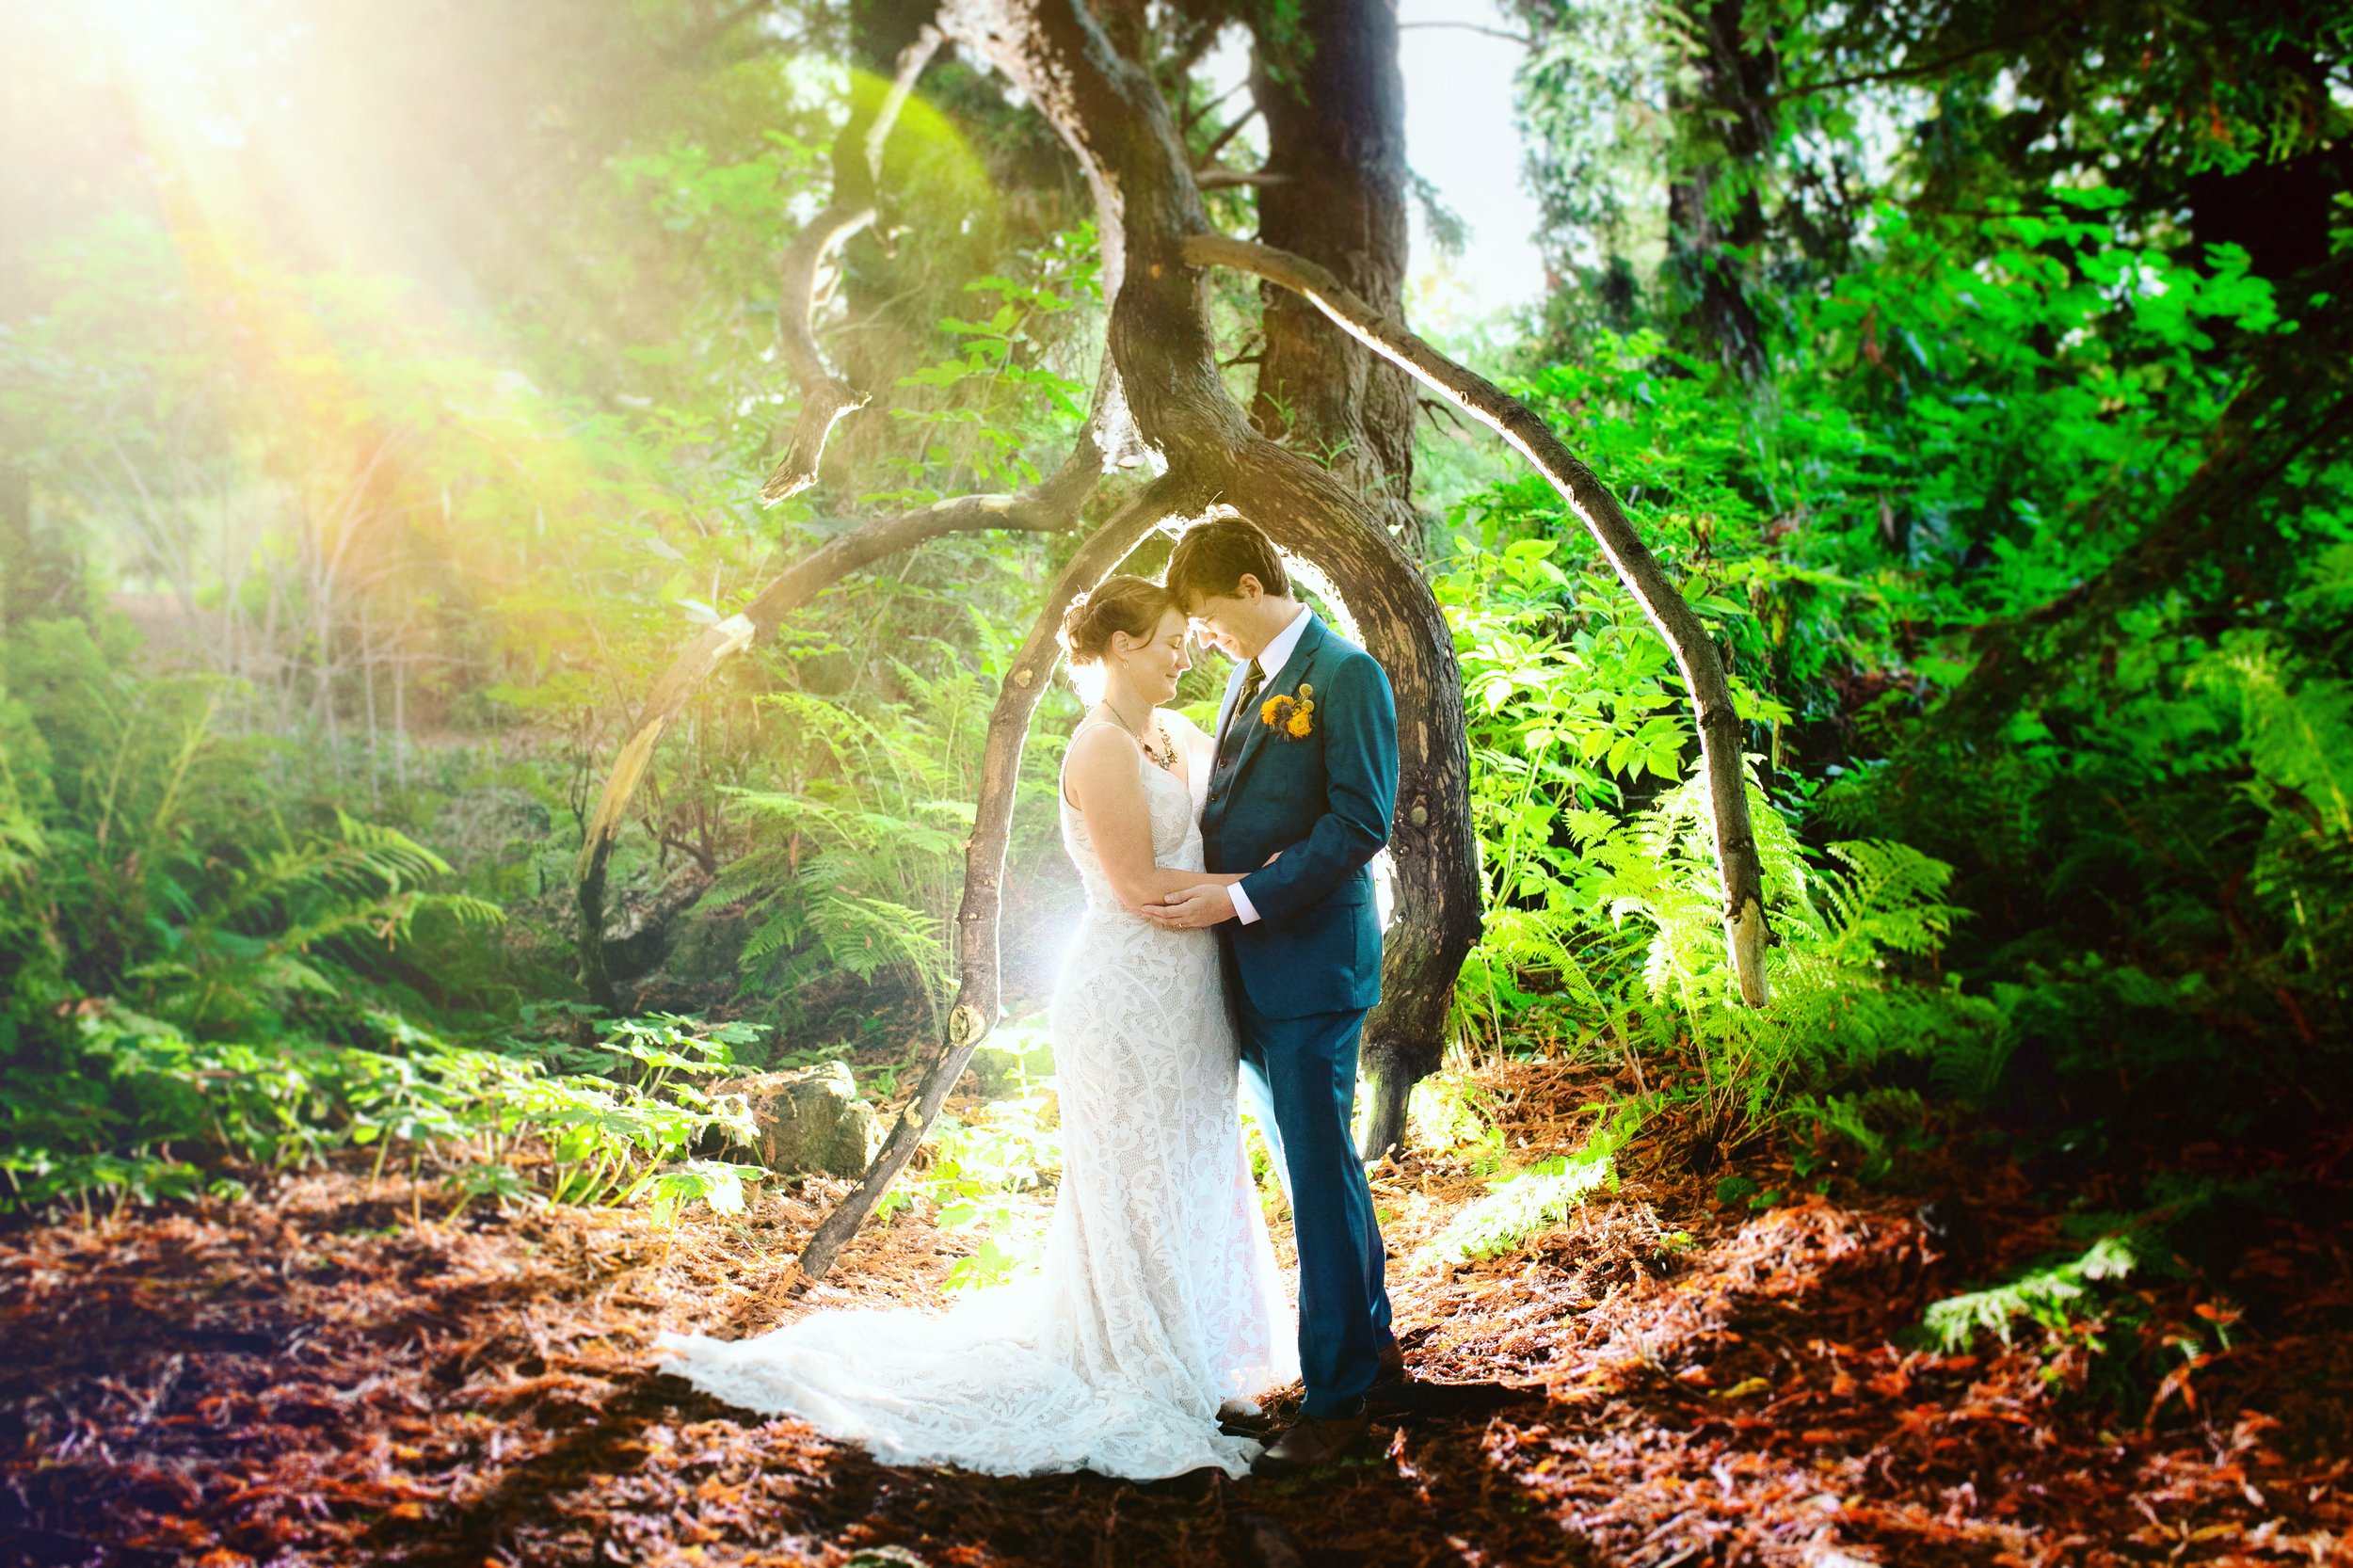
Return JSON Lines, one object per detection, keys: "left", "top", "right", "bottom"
{"left": 1200, "top": 614, "right": 1398, "bottom": 1019}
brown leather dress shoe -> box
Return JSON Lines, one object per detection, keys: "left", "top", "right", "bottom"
{"left": 1250, "top": 1409, "right": 1369, "bottom": 1477}
{"left": 1364, "top": 1337, "right": 1423, "bottom": 1412}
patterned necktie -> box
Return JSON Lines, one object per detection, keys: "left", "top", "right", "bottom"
{"left": 1229, "top": 662, "right": 1264, "bottom": 752}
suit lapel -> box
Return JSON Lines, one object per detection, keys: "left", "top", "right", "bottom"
{"left": 1226, "top": 614, "right": 1326, "bottom": 790}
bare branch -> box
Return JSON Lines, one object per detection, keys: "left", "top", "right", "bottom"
{"left": 1194, "top": 103, "right": 1260, "bottom": 168}
{"left": 760, "top": 27, "right": 943, "bottom": 505}
{"left": 1397, "top": 20, "right": 1530, "bottom": 45}
{"left": 793, "top": 480, "right": 1176, "bottom": 1279}
{"left": 574, "top": 427, "right": 1103, "bottom": 1008}
{"left": 1181, "top": 73, "right": 1249, "bottom": 134}
{"left": 1185, "top": 232, "right": 1774, "bottom": 1005}
{"left": 1763, "top": 24, "right": 2064, "bottom": 104}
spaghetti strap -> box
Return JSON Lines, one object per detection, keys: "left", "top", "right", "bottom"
{"left": 1062, "top": 713, "right": 1189, "bottom": 808}
{"left": 1061, "top": 717, "right": 1120, "bottom": 808}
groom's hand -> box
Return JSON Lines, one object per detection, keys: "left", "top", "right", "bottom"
{"left": 1146, "top": 885, "right": 1236, "bottom": 928}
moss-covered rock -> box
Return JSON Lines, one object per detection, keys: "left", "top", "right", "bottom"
{"left": 714, "top": 1062, "right": 882, "bottom": 1176}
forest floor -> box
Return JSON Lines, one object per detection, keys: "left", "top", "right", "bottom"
{"left": 5, "top": 1059, "right": 2349, "bottom": 1568}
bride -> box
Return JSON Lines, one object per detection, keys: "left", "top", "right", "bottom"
{"left": 655, "top": 574, "right": 1295, "bottom": 1480}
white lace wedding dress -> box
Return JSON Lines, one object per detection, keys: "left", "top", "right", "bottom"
{"left": 654, "top": 722, "right": 1295, "bottom": 1479}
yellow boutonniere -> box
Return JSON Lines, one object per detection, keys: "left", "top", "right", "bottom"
{"left": 1259, "top": 681, "right": 1315, "bottom": 740}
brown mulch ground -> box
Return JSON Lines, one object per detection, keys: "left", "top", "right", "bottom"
{"left": 4, "top": 1063, "right": 2347, "bottom": 1567}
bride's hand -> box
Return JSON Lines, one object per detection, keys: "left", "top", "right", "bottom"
{"left": 1144, "top": 884, "right": 1236, "bottom": 928}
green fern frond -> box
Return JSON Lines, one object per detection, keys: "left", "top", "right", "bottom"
{"left": 1923, "top": 1234, "right": 2139, "bottom": 1351}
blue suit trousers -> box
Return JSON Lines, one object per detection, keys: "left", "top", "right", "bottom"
{"left": 1234, "top": 989, "right": 1395, "bottom": 1417}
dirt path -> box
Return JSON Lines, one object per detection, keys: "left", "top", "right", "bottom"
{"left": 5, "top": 1066, "right": 2346, "bottom": 1566}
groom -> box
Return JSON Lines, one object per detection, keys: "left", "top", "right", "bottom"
{"left": 1147, "top": 514, "right": 1405, "bottom": 1475}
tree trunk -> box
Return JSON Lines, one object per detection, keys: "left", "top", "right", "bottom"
{"left": 1183, "top": 234, "right": 1773, "bottom": 1010}
{"left": 1246, "top": 0, "right": 1418, "bottom": 544}
{"left": 1664, "top": 0, "right": 1777, "bottom": 382}
{"left": 761, "top": 27, "right": 943, "bottom": 503}
{"left": 948, "top": 0, "right": 1482, "bottom": 1172}
{"left": 1242, "top": 0, "right": 1476, "bottom": 1155}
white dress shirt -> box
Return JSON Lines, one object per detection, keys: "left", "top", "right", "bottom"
{"left": 1225, "top": 603, "right": 1312, "bottom": 925}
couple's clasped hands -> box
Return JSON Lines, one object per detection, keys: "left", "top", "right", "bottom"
{"left": 1143, "top": 884, "right": 1234, "bottom": 929}
{"left": 1142, "top": 851, "right": 1281, "bottom": 930}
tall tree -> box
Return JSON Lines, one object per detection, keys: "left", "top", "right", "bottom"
{"left": 1244, "top": 0, "right": 1419, "bottom": 538}
{"left": 577, "top": 0, "right": 1774, "bottom": 1277}
{"left": 1242, "top": 0, "right": 1481, "bottom": 1156}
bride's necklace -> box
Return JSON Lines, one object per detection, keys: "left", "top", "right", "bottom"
{"left": 1099, "top": 698, "right": 1177, "bottom": 771}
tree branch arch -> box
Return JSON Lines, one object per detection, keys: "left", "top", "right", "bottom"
{"left": 575, "top": 0, "right": 1771, "bottom": 1281}
{"left": 1180, "top": 233, "right": 1773, "bottom": 1004}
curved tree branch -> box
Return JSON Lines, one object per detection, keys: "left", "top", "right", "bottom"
{"left": 574, "top": 430, "right": 1105, "bottom": 1009}
{"left": 931, "top": 0, "right": 1486, "bottom": 1168}
{"left": 760, "top": 25, "right": 943, "bottom": 504}
{"left": 1193, "top": 103, "right": 1260, "bottom": 168}
{"left": 793, "top": 480, "right": 1178, "bottom": 1280}
{"left": 1183, "top": 232, "right": 1773, "bottom": 1006}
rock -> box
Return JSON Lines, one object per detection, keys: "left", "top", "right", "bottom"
{"left": 714, "top": 1062, "right": 883, "bottom": 1176}
{"left": 962, "top": 1037, "right": 1055, "bottom": 1099}
{"left": 600, "top": 864, "right": 715, "bottom": 981}
{"left": 653, "top": 897, "right": 753, "bottom": 986}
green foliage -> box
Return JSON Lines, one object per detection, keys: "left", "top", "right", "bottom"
{"left": 882, "top": 1080, "right": 1064, "bottom": 1293}
{"left": 1433, "top": 157, "right": 2350, "bottom": 1147}
{"left": 1924, "top": 1234, "right": 2141, "bottom": 1352}
{"left": 1462, "top": 740, "right": 1994, "bottom": 1144}
{"left": 1404, "top": 1065, "right": 1507, "bottom": 1175}
{"left": 0, "top": 1003, "right": 761, "bottom": 1226}
{"left": 1, "top": 618, "right": 503, "bottom": 1042}
{"left": 886, "top": 224, "right": 1104, "bottom": 499}
{"left": 1, "top": 0, "right": 2342, "bottom": 1297}
{"left": 1437, "top": 526, "right": 1787, "bottom": 1062}
{"left": 1820, "top": 533, "right": 2353, "bottom": 1109}
{"left": 2185, "top": 630, "right": 2353, "bottom": 1000}
{"left": 1917, "top": 1174, "right": 2274, "bottom": 1403}
{"left": 0, "top": 607, "right": 767, "bottom": 1224}
{"left": 1785, "top": 1088, "right": 1932, "bottom": 1184}
{"left": 706, "top": 684, "right": 974, "bottom": 1014}
{"left": 1419, "top": 1104, "right": 1641, "bottom": 1265}
{"left": 0, "top": 17, "right": 1128, "bottom": 1229}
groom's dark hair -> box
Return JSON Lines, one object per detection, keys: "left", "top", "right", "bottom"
{"left": 1165, "top": 515, "right": 1291, "bottom": 605}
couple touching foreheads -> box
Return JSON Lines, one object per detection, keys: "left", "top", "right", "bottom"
{"left": 659, "top": 514, "right": 1414, "bottom": 1480}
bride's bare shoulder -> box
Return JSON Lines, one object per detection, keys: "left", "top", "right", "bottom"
{"left": 1064, "top": 719, "right": 1136, "bottom": 778}
{"left": 1067, "top": 716, "right": 1128, "bottom": 755}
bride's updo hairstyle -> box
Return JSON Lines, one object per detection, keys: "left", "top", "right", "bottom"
{"left": 1058, "top": 574, "right": 1176, "bottom": 666}
{"left": 1059, "top": 574, "right": 1176, "bottom": 704}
